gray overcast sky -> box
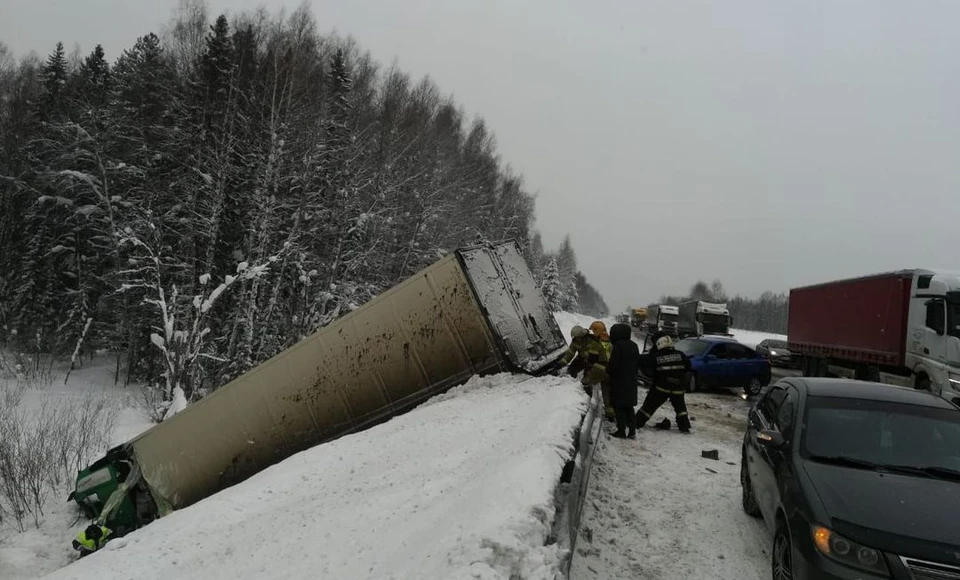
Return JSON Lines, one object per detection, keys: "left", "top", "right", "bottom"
{"left": 3, "top": 0, "right": 959, "bottom": 311}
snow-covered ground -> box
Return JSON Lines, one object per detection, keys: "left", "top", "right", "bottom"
{"left": 47, "top": 374, "right": 587, "bottom": 580}
{"left": 729, "top": 328, "right": 788, "bottom": 349}
{"left": 0, "top": 355, "right": 153, "bottom": 580}
{"left": 569, "top": 391, "right": 770, "bottom": 579}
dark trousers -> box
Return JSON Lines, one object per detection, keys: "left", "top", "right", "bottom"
{"left": 636, "top": 387, "right": 691, "bottom": 431}
{"left": 614, "top": 406, "right": 636, "bottom": 434}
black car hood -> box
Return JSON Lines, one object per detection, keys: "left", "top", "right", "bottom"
{"left": 803, "top": 461, "right": 960, "bottom": 561}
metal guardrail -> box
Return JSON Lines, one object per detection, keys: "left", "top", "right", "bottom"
{"left": 560, "top": 387, "right": 604, "bottom": 576}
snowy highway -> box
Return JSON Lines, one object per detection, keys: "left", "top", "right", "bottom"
{"left": 570, "top": 388, "right": 771, "bottom": 580}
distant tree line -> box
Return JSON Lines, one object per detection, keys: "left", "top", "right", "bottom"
{"left": 0, "top": 2, "right": 606, "bottom": 411}
{"left": 526, "top": 233, "right": 609, "bottom": 317}
{"left": 655, "top": 280, "right": 787, "bottom": 334}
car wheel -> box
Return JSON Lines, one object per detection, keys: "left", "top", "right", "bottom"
{"left": 685, "top": 372, "right": 698, "bottom": 393}
{"left": 772, "top": 520, "right": 793, "bottom": 580}
{"left": 740, "top": 460, "right": 761, "bottom": 517}
{"left": 745, "top": 376, "right": 763, "bottom": 397}
{"left": 915, "top": 374, "right": 931, "bottom": 391}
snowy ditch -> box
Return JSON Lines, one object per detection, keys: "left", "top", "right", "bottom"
{"left": 46, "top": 373, "right": 593, "bottom": 580}
{"left": 3, "top": 311, "right": 606, "bottom": 579}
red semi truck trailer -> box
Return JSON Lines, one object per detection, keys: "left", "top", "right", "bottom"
{"left": 788, "top": 269, "right": 960, "bottom": 404}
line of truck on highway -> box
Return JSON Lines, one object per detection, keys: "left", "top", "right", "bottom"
{"left": 626, "top": 268, "right": 960, "bottom": 406}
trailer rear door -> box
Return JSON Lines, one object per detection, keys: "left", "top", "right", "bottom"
{"left": 458, "top": 242, "right": 567, "bottom": 372}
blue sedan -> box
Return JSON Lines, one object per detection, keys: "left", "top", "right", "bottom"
{"left": 674, "top": 337, "right": 772, "bottom": 395}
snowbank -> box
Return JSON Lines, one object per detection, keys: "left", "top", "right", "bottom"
{"left": 47, "top": 374, "right": 588, "bottom": 580}
{"left": 729, "top": 328, "right": 787, "bottom": 348}
{"left": 0, "top": 355, "right": 153, "bottom": 580}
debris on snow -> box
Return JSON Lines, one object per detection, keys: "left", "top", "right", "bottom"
{"left": 570, "top": 391, "right": 769, "bottom": 580}
{"left": 701, "top": 449, "right": 720, "bottom": 461}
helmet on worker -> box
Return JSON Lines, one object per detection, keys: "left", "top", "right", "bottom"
{"left": 570, "top": 325, "right": 588, "bottom": 339}
{"left": 589, "top": 321, "right": 609, "bottom": 340}
{"left": 656, "top": 335, "right": 673, "bottom": 350}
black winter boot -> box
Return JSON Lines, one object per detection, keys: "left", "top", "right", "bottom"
{"left": 610, "top": 430, "right": 627, "bottom": 439}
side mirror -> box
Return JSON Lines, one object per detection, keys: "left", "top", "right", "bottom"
{"left": 757, "top": 429, "right": 785, "bottom": 449}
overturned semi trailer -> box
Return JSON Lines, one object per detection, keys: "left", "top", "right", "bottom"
{"left": 71, "top": 241, "right": 567, "bottom": 533}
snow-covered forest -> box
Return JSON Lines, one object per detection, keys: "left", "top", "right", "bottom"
{"left": 653, "top": 280, "right": 788, "bottom": 334}
{"left": 0, "top": 2, "right": 606, "bottom": 413}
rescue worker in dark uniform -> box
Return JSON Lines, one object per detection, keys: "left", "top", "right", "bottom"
{"left": 635, "top": 335, "right": 692, "bottom": 433}
{"left": 606, "top": 323, "right": 640, "bottom": 439}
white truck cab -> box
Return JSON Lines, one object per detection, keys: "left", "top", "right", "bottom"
{"left": 647, "top": 304, "right": 680, "bottom": 336}
{"left": 906, "top": 269, "right": 960, "bottom": 402}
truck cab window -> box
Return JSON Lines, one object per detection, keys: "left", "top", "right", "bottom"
{"left": 926, "top": 299, "right": 946, "bottom": 335}
{"left": 948, "top": 303, "right": 960, "bottom": 339}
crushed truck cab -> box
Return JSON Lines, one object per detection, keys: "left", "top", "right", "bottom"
{"left": 71, "top": 241, "right": 567, "bottom": 534}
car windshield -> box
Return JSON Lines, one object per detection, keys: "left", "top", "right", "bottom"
{"left": 765, "top": 340, "right": 788, "bottom": 349}
{"left": 675, "top": 339, "right": 710, "bottom": 357}
{"left": 802, "top": 396, "right": 960, "bottom": 473}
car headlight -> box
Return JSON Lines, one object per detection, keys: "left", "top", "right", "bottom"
{"left": 769, "top": 350, "right": 778, "bottom": 356}
{"left": 949, "top": 374, "right": 960, "bottom": 391}
{"left": 812, "top": 525, "right": 889, "bottom": 576}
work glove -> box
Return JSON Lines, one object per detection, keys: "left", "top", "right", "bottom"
{"left": 567, "top": 365, "right": 579, "bottom": 377}
{"left": 547, "top": 365, "right": 562, "bottom": 377}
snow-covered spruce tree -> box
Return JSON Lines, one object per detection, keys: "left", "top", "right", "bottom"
{"left": 525, "top": 232, "right": 546, "bottom": 284}
{"left": 574, "top": 272, "right": 610, "bottom": 317}
{"left": 117, "top": 227, "right": 279, "bottom": 417}
{"left": 540, "top": 258, "right": 566, "bottom": 312}
{"left": 563, "top": 278, "right": 580, "bottom": 312}
{"left": 0, "top": 10, "right": 612, "bottom": 404}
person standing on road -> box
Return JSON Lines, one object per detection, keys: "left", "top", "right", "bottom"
{"left": 607, "top": 323, "right": 640, "bottom": 439}
{"left": 635, "top": 335, "right": 692, "bottom": 433}
{"left": 586, "top": 321, "right": 614, "bottom": 420}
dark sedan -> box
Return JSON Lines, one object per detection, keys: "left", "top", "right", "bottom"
{"left": 741, "top": 378, "right": 960, "bottom": 580}
{"left": 756, "top": 339, "right": 798, "bottom": 369}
